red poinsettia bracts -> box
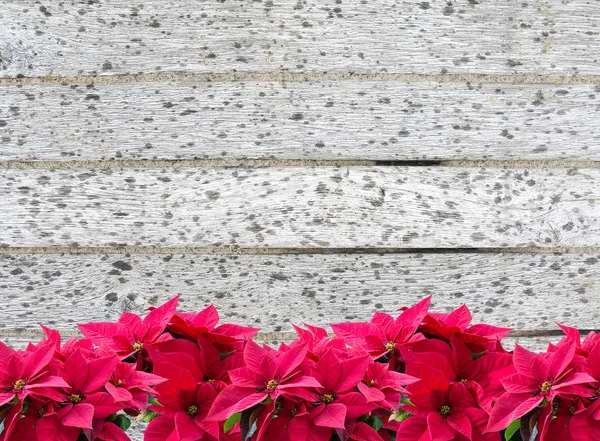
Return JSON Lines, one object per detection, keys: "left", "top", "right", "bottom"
{"left": 331, "top": 296, "right": 431, "bottom": 370}
{"left": 207, "top": 340, "right": 321, "bottom": 422}
{"left": 486, "top": 342, "right": 596, "bottom": 433}
{"left": 3, "top": 295, "right": 600, "bottom": 441}
{"left": 0, "top": 340, "right": 68, "bottom": 406}
{"left": 78, "top": 295, "right": 180, "bottom": 368}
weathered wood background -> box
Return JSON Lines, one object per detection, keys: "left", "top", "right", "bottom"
{"left": 1, "top": 0, "right": 599, "bottom": 438}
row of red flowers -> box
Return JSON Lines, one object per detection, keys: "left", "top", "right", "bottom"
{"left": 1, "top": 295, "right": 599, "bottom": 441}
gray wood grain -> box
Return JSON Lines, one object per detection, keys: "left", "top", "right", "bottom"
{"left": 1, "top": 167, "right": 599, "bottom": 248}
{"left": 1, "top": 81, "right": 599, "bottom": 161}
{"left": 1, "top": 253, "right": 598, "bottom": 331}
{"left": 1, "top": 0, "right": 599, "bottom": 77}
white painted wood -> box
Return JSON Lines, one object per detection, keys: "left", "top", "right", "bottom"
{"left": 0, "top": 0, "right": 599, "bottom": 77}
{"left": 502, "top": 336, "right": 563, "bottom": 353}
{"left": 1, "top": 253, "right": 598, "bottom": 331}
{"left": 1, "top": 167, "right": 598, "bottom": 248}
{"left": 1, "top": 81, "right": 599, "bottom": 161}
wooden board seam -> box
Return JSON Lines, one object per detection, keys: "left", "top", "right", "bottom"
{"left": 0, "top": 330, "right": 591, "bottom": 340}
{"left": 2, "top": 72, "right": 600, "bottom": 86}
{"left": 1, "top": 160, "right": 600, "bottom": 170}
{"left": 1, "top": 247, "right": 600, "bottom": 255}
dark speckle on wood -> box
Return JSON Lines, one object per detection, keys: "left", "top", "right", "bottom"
{"left": 2, "top": 0, "right": 599, "bottom": 77}
{"left": 0, "top": 253, "right": 597, "bottom": 333}
{"left": 0, "top": 167, "right": 598, "bottom": 248}
{"left": 2, "top": 82, "right": 599, "bottom": 161}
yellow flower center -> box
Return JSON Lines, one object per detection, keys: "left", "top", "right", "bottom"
{"left": 439, "top": 405, "right": 451, "bottom": 417}
{"left": 321, "top": 394, "right": 335, "bottom": 404}
{"left": 208, "top": 378, "right": 215, "bottom": 384}
{"left": 460, "top": 378, "right": 468, "bottom": 384}
{"left": 114, "top": 379, "right": 123, "bottom": 387}
{"left": 266, "top": 379, "right": 278, "bottom": 391}
{"left": 69, "top": 394, "right": 82, "bottom": 404}
{"left": 132, "top": 342, "right": 144, "bottom": 351}
{"left": 385, "top": 342, "right": 395, "bottom": 351}
{"left": 13, "top": 380, "right": 26, "bottom": 391}
{"left": 541, "top": 381, "right": 552, "bottom": 394}
{"left": 186, "top": 405, "right": 199, "bottom": 416}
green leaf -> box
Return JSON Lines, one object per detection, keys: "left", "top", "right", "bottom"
{"left": 142, "top": 409, "right": 160, "bottom": 423}
{"left": 224, "top": 413, "right": 241, "bottom": 433}
{"left": 219, "top": 350, "right": 235, "bottom": 360}
{"left": 505, "top": 419, "right": 521, "bottom": 441}
{"left": 400, "top": 396, "right": 414, "bottom": 406}
{"left": 113, "top": 415, "right": 131, "bottom": 431}
{"left": 371, "top": 416, "right": 383, "bottom": 431}
{"left": 147, "top": 396, "right": 161, "bottom": 406}
{"left": 389, "top": 409, "right": 412, "bottom": 423}
{"left": 472, "top": 350, "right": 489, "bottom": 360}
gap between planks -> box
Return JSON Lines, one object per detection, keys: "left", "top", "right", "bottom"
{"left": 2, "top": 72, "right": 600, "bottom": 86}
{"left": 1, "top": 159, "right": 600, "bottom": 170}
{"left": 1, "top": 247, "right": 599, "bottom": 255}
{"left": 0, "top": 329, "right": 589, "bottom": 341}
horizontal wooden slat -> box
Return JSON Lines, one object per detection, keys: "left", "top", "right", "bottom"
{"left": 1, "top": 167, "right": 598, "bottom": 248}
{"left": 1, "top": 253, "right": 597, "bottom": 330}
{"left": 502, "top": 336, "right": 564, "bottom": 353}
{"left": 1, "top": 81, "right": 599, "bottom": 161}
{"left": 0, "top": 0, "right": 599, "bottom": 77}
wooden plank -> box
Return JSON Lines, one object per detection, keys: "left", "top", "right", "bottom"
{"left": 1, "top": 253, "right": 597, "bottom": 331}
{"left": 502, "top": 335, "right": 565, "bottom": 353}
{"left": 1, "top": 81, "right": 600, "bottom": 161}
{"left": 1, "top": 0, "right": 599, "bottom": 77}
{"left": 1, "top": 167, "right": 599, "bottom": 248}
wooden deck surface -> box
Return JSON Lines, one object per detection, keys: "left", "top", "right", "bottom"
{"left": 1, "top": 1, "right": 599, "bottom": 438}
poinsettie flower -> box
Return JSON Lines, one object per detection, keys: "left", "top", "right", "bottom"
{"left": 285, "top": 349, "right": 377, "bottom": 440}
{"left": 0, "top": 340, "right": 69, "bottom": 406}
{"left": 36, "top": 324, "right": 97, "bottom": 364}
{"left": 241, "top": 398, "right": 303, "bottom": 441}
{"left": 78, "top": 295, "right": 180, "bottom": 369}
{"left": 331, "top": 296, "right": 431, "bottom": 370}
{"left": 145, "top": 360, "right": 236, "bottom": 441}
{"left": 93, "top": 420, "right": 134, "bottom": 441}
{"left": 400, "top": 335, "right": 514, "bottom": 413}
{"left": 147, "top": 336, "right": 239, "bottom": 393}
{"left": 7, "top": 296, "right": 600, "bottom": 440}
{"left": 419, "top": 304, "right": 512, "bottom": 353}
{"left": 358, "top": 359, "right": 418, "bottom": 408}
{"left": 288, "top": 323, "right": 347, "bottom": 361}
{"left": 167, "top": 304, "right": 259, "bottom": 355}
{"left": 555, "top": 324, "right": 600, "bottom": 357}
{"left": 2, "top": 401, "right": 81, "bottom": 441}
{"left": 207, "top": 341, "right": 321, "bottom": 422}
{"left": 399, "top": 360, "right": 500, "bottom": 441}
{"left": 106, "top": 359, "right": 164, "bottom": 413}
{"left": 52, "top": 350, "right": 123, "bottom": 432}
{"left": 486, "top": 342, "right": 597, "bottom": 432}
{"left": 0, "top": 400, "right": 41, "bottom": 441}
